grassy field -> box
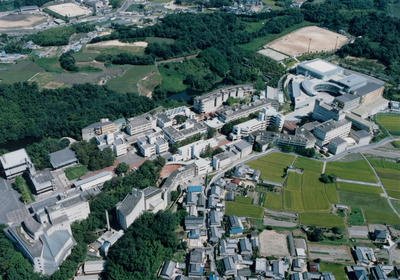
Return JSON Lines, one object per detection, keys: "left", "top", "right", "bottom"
{"left": 299, "top": 212, "right": 345, "bottom": 228}
{"left": 286, "top": 172, "right": 302, "bottom": 191}
{"left": 235, "top": 196, "right": 252, "bottom": 204}
{"left": 369, "top": 159, "right": 400, "bottom": 197}
{"left": 392, "top": 200, "right": 400, "bottom": 214}
{"left": 107, "top": 65, "right": 158, "bottom": 94}
{"left": 319, "top": 263, "right": 347, "bottom": 280}
{"left": 225, "top": 201, "right": 264, "bottom": 218}
{"left": 263, "top": 192, "right": 282, "bottom": 210}
{"left": 302, "top": 171, "right": 330, "bottom": 211}
{"left": 65, "top": 165, "right": 89, "bottom": 180}
{"left": 339, "top": 191, "right": 400, "bottom": 225}
{"left": 337, "top": 182, "right": 383, "bottom": 195}
{"left": 248, "top": 152, "right": 294, "bottom": 183}
{"left": 377, "top": 113, "right": 400, "bottom": 136}
{"left": 325, "top": 159, "right": 377, "bottom": 183}
{"left": 325, "top": 184, "right": 338, "bottom": 204}
{"left": 0, "top": 61, "right": 43, "bottom": 83}
{"left": 34, "top": 57, "right": 64, "bottom": 72}
{"left": 347, "top": 206, "right": 364, "bottom": 226}
{"left": 293, "top": 157, "right": 323, "bottom": 172}
{"left": 283, "top": 190, "right": 304, "bottom": 211}
{"left": 238, "top": 21, "right": 313, "bottom": 53}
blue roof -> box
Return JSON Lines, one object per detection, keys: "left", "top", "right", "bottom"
{"left": 230, "top": 227, "right": 243, "bottom": 234}
{"left": 209, "top": 276, "right": 218, "bottom": 280}
{"left": 188, "top": 186, "right": 203, "bottom": 192}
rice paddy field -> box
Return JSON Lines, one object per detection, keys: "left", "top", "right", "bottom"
{"left": 325, "top": 159, "right": 377, "bottom": 183}
{"left": 248, "top": 152, "right": 295, "bottom": 183}
{"left": 225, "top": 201, "right": 264, "bottom": 218}
{"left": 377, "top": 113, "right": 400, "bottom": 136}
{"left": 369, "top": 159, "right": 400, "bottom": 199}
{"left": 336, "top": 182, "right": 383, "bottom": 195}
{"left": 299, "top": 212, "right": 345, "bottom": 228}
{"left": 263, "top": 192, "right": 282, "bottom": 210}
{"left": 283, "top": 190, "right": 304, "bottom": 211}
{"left": 319, "top": 263, "right": 347, "bottom": 280}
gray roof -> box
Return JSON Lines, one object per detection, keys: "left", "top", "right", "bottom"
{"left": 355, "top": 82, "right": 383, "bottom": 97}
{"left": 190, "top": 249, "right": 203, "bottom": 264}
{"left": 335, "top": 94, "right": 359, "bottom": 103}
{"left": 143, "top": 186, "right": 162, "bottom": 199}
{"left": 49, "top": 148, "right": 77, "bottom": 169}
{"left": 74, "top": 171, "right": 113, "bottom": 187}
{"left": 31, "top": 170, "right": 53, "bottom": 192}
{"left": 160, "top": 260, "right": 176, "bottom": 278}
{"left": 329, "top": 137, "right": 347, "bottom": 146}
{"left": 116, "top": 189, "right": 143, "bottom": 216}
{"left": 315, "top": 119, "right": 350, "bottom": 134}
{"left": 233, "top": 140, "right": 252, "bottom": 151}
{"left": 351, "top": 130, "right": 371, "bottom": 139}
{"left": 0, "top": 148, "right": 31, "bottom": 169}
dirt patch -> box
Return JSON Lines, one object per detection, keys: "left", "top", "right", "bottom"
{"left": 308, "top": 244, "right": 352, "bottom": 263}
{"left": 0, "top": 14, "right": 46, "bottom": 29}
{"left": 267, "top": 26, "right": 349, "bottom": 57}
{"left": 44, "top": 81, "right": 64, "bottom": 89}
{"left": 88, "top": 40, "right": 148, "bottom": 48}
{"left": 47, "top": 3, "right": 91, "bottom": 18}
{"left": 259, "top": 230, "right": 290, "bottom": 257}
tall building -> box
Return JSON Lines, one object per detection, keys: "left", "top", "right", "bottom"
{"left": 81, "top": 118, "right": 117, "bottom": 141}
{"left": 0, "top": 149, "right": 35, "bottom": 179}
{"left": 313, "top": 119, "right": 351, "bottom": 146}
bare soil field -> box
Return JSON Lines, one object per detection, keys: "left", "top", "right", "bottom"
{"left": 88, "top": 40, "right": 148, "bottom": 48}
{"left": 47, "top": 3, "right": 91, "bottom": 18}
{"left": 259, "top": 230, "right": 290, "bottom": 257}
{"left": 0, "top": 14, "right": 46, "bottom": 29}
{"left": 308, "top": 244, "right": 352, "bottom": 263}
{"left": 267, "top": 26, "right": 349, "bottom": 57}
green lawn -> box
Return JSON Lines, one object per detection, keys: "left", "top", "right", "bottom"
{"left": 319, "top": 263, "right": 347, "bottom": 280}
{"left": 286, "top": 172, "right": 302, "bottom": 191}
{"left": 107, "top": 65, "right": 158, "bottom": 94}
{"left": 392, "top": 200, "right": 400, "bottom": 214}
{"left": 347, "top": 206, "right": 365, "bottom": 226}
{"left": 225, "top": 201, "right": 264, "bottom": 218}
{"left": 248, "top": 152, "right": 294, "bottom": 183}
{"left": 392, "top": 140, "right": 400, "bottom": 149}
{"left": 34, "top": 57, "right": 64, "bottom": 72}
{"left": 283, "top": 190, "right": 304, "bottom": 211}
{"left": 377, "top": 113, "right": 400, "bottom": 136}
{"left": 339, "top": 191, "right": 400, "bottom": 225}
{"left": 235, "top": 196, "right": 252, "bottom": 204}
{"left": 263, "top": 192, "right": 282, "bottom": 210}
{"left": 337, "top": 182, "right": 383, "bottom": 195}
{"left": 65, "top": 165, "right": 89, "bottom": 180}
{"left": 299, "top": 212, "right": 345, "bottom": 228}
{"left": 325, "top": 159, "right": 377, "bottom": 183}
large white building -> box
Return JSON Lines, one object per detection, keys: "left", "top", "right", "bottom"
{"left": 313, "top": 119, "right": 351, "bottom": 146}
{"left": 73, "top": 171, "right": 113, "bottom": 191}
{"left": 126, "top": 114, "right": 156, "bottom": 136}
{"left": 230, "top": 118, "right": 265, "bottom": 140}
{"left": 137, "top": 132, "right": 169, "bottom": 157}
{"left": 97, "top": 132, "right": 127, "bottom": 157}
{"left": 116, "top": 187, "right": 167, "bottom": 230}
{"left": 172, "top": 138, "right": 218, "bottom": 161}
{"left": 0, "top": 148, "right": 35, "bottom": 179}
{"left": 194, "top": 84, "right": 254, "bottom": 113}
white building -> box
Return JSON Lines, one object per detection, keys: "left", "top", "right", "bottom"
{"left": 97, "top": 132, "right": 127, "bottom": 157}
{"left": 328, "top": 137, "right": 348, "bottom": 155}
{"left": 73, "top": 171, "right": 113, "bottom": 191}
{"left": 0, "top": 149, "right": 34, "bottom": 179}
{"left": 116, "top": 187, "right": 167, "bottom": 230}
{"left": 126, "top": 114, "right": 156, "bottom": 136}
{"left": 173, "top": 138, "right": 218, "bottom": 161}
{"left": 313, "top": 119, "right": 351, "bottom": 146}
{"left": 194, "top": 158, "right": 212, "bottom": 176}
{"left": 137, "top": 132, "right": 169, "bottom": 157}
{"left": 230, "top": 118, "right": 266, "bottom": 140}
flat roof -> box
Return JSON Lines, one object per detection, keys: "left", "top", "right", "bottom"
{"left": 74, "top": 171, "right": 113, "bottom": 187}
{"left": 49, "top": 148, "right": 77, "bottom": 169}
{"left": 305, "top": 59, "right": 338, "bottom": 74}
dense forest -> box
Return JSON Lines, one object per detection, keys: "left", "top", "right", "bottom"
{"left": 0, "top": 83, "right": 155, "bottom": 146}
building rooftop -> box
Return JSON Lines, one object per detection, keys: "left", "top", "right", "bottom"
{"left": 315, "top": 119, "right": 350, "bottom": 134}
{"left": 0, "top": 148, "right": 31, "bottom": 169}
{"left": 49, "top": 148, "right": 77, "bottom": 169}
{"left": 335, "top": 94, "right": 359, "bottom": 103}
{"left": 354, "top": 82, "right": 383, "bottom": 97}
{"left": 143, "top": 186, "right": 162, "bottom": 199}
{"left": 300, "top": 59, "right": 340, "bottom": 76}
{"left": 116, "top": 189, "right": 143, "bottom": 217}
{"left": 74, "top": 171, "right": 113, "bottom": 187}
{"left": 330, "top": 137, "right": 347, "bottom": 146}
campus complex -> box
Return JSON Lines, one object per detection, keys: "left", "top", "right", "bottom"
{"left": 0, "top": 54, "right": 399, "bottom": 280}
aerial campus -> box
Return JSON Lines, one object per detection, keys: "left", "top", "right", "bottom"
{"left": 0, "top": 0, "right": 400, "bottom": 280}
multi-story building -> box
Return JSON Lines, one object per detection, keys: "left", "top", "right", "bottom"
{"left": 116, "top": 187, "right": 167, "bottom": 230}
{"left": 217, "top": 99, "right": 273, "bottom": 123}
{"left": 230, "top": 118, "right": 265, "bottom": 140}
{"left": 313, "top": 119, "right": 351, "bottom": 146}
{"left": 333, "top": 94, "right": 360, "bottom": 111}
{"left": 82, "top": 118, "right": 117, "bottom": 141}
{"left": 126, "top": 113, "right": 156, "bottom": 136}
{"left": 259, "top": 107, "right": 285, "bottom": 130}
{"left": 173, "top": 138, "right": 217, "bottom": 161}
{"left": 312, "top": 99, "right": 345, "bottom": 122}
{"left": 163, "top": 120, "right": 207, "bottom": 144}
{"left": 194, "top": 84, "right": 253, "bottom": 113}
{"left": 97, "top": 132, "right": 127, "bottom": 157}
{"left": 137, "top": 132, "right": 168, "bottom": 157}
{"left": 73, "top": 171, "right": 113, "bottom": 191}
{"left": 0, "top": 148, "right": 35, "bottom": 179}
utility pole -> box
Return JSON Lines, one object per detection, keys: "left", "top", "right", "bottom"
{"left": 307, "top": 38, "right": 312, "bottom": 54}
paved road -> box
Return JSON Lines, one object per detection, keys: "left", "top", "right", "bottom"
{"left": 361, "top": 153, "right": 400, "bottom": 219}
{"left": 335, "top": 178, "right": 380, "bottom": 187}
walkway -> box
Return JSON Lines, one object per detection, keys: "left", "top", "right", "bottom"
{"left": 335, "top": 178, "right": 380, "bottom": 187}
{"left": 361, "top": 153, "right": 400, "bottom": 218}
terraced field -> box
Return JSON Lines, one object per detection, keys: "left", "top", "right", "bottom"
{"left": 369, "top": 159, "right": 400, "bottom": 199}
{"left": 264, "top": 192, "right": 282, "bottom": 210}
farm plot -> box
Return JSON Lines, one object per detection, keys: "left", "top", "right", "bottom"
{"left": 259, "top": 230, "right": 290, "bottom": 257}
{"left": 325, "top": 184, "right": 338, "bottom": 204}
{"left": 266, "top": 26, "right": 349, "bottom": 57}
{"left": 369, "top": 159, "right": 400, "bottom": 198}
{"left": 339, "top": 191, "right": 400, "bottom": 225}
{"left": 293, "top": 156, "right": 323, "bottom": 172}
{"left": 0, "top": 14, "right": 46, "bottom": 30}
{"left": 225, "top": 201, "right": 264, "bottom": 218}
{"left": 286, "top": 172, "right": 302, "bottom": 191}
{"left": 336, "top": 182, "right": 383, "bottom": 195}
{"left": 308, "top": 244, "right": 352, "bottom": 263}
{"left": 284, "top": 190, "right": 304, "bottom": 211}
{"left": 325, "top": 159, "right": 377, "bottom": 183}
{"left": 0, "top": 61, "right": 43, "bottom": 83}
{"left": 299, "top": 212, "right": 345, "bottom": 228}
{"left": 319, "top": 263, "right": 347, "bottom": 280}
{"left": 263, "top": 192, "right": 282, "bottom": 210}
{"left": 301, "top": 172, "right": 330, "bottom": 211}
{"left": 248, "top": 152, "right": 294, "bottom": 183}
{"left": 377, "top": 114, "right": 400, "bottom": 136}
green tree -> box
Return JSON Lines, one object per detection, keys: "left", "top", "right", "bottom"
{"left": 174, "top": 115, "right": 187, "bottom": 125}
{"left": 115, "top": 162, "right": 129, "bottom": 176}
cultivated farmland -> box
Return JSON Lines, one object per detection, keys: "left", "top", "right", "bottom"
{"left": 336, "top": 182, "right": 383, "bottom": 195}
{"left": 248, "top": 152, "right": 294, "bottom": 183}
{"left": 369, "top": 159, "right": 400, "bottom": 199}
{"left": 225, "top": 201, "right": 264, "bottom": 218}
{"left": 264, "top": 192, "right": 282, "bottom": 210}
{"left": 325, "top": 159, "right": 377, "bottom": 183}
{"left": 377, "top": 113, "right": 400, "bottom": 136}
{"left": 299, "top": 212, "right": 345, "bottom": 228}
